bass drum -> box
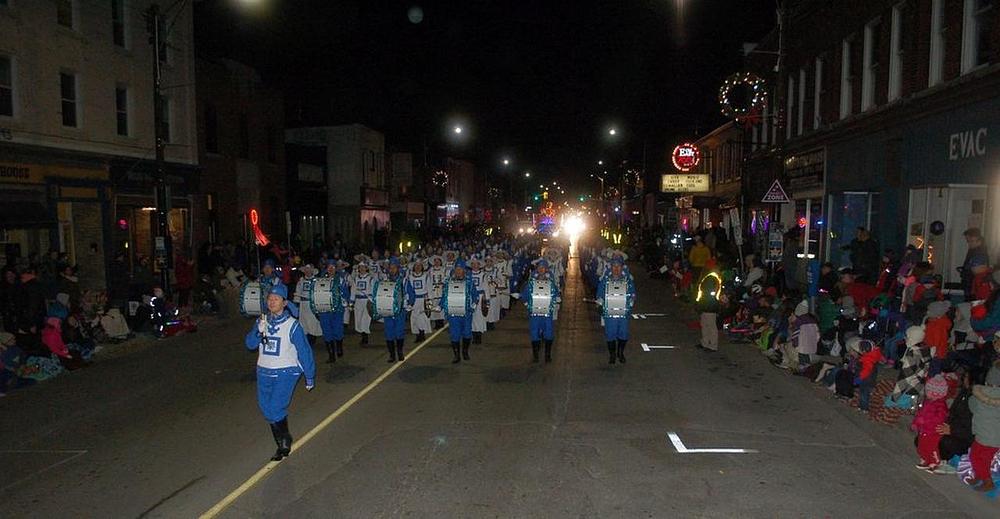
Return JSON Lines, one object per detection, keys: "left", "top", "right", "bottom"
{"left": 604, "top": 280, "right": 629, "bottom": 317}
{"left": 310, "top": 277, "right": 339, "bottom": 313}
{"left": 374, "top": 280, "right": 400, "bottom": 317}
{"left": 446, "top": 280, "right": 467, "bottom": 317}
{"left": 239, "top": 281, "right": 265, "bottom": 317}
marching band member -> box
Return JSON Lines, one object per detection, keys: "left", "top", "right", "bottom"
{"left": 596, "top": 256, "right": 636, "bottom": 364}
{"left": 338, "top": 260, "right": 352, "bottom": 329}
{"left": 244, "top": 283, "right": 315, "bottom": 462}
{"left": 350, "top": 262, "right": 374, "bottom": 344}
{"left": 316, "top": 259, "right": 350, "bottom": 363}
{"left": 373, "top": 257, "right": 408, "bottom": 362}
{"left": 405, "top": 258, "right": 433, "bottom": 342}
{"left": 516, "top": 259, "right": 561, "bottom": 363}
{"left": 497, "top": 250, "right": 513, "bottom": 315}
{"left": 259, "top": 258, "right": 281, "bottom": 291}
{"left": 440, "top": 259, "right": 475, "bottom": 363}
{"left": 428, "top": 255, "right": 448, "bottom": 329}
{"left": 484, "top": 256, "right": 502, "bottom": 330}
{"left": 292, "top": 263, "right": 323, "bottom": 354}
{"left": 469, "top": 257, "right": 488, "bottom": 343}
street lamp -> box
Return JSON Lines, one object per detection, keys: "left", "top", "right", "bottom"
{"left": 503, "top": 158, "right": 510, "bottom": 166}
{"left": 608, "top": 128, "right": 617, "bottom": 136}
{"left": 524, "top": 171, "right": 531, "bottom": 178}
{"left": 453, "top": 126, "right": 463, "bottom": 134}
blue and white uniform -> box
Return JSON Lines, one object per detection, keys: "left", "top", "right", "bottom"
{"left": 350, "top": 269, "right": 374, "bottom": 334}
{"left": 405, "top": 267, "right": 433, "bottom": 336}
{"left": 440, "top": 267, "right": 476, "bottom": 344}
{"left": 597, "top": 270, "right": 636, "bottom": 341}
{"left": 373, "top": 272, "right": 407, "bottom": 342}
{"left": 244, "top": 306, "right": 316, "bottom": 423}
{"left": 470, "top": 261, "right": 488, "bottom": 333}
{"left": 316, "top": 265, "right": 350, "bottom": 343}
{"left": 521, "top": 272, "right": 560, "bottom": 342}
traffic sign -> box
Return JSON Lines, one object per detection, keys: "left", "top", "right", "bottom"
{"left": 761, "top": 179, "right": 790, "bottom": 203}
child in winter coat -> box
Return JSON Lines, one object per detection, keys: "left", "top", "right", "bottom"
{"left": 855, "top": 339, "right": 884, "bottom": 412}
{"left": 968, "top": 362, "right": 1000, "bottom": 491}
{"left": 922, "top": 301, "right": 952, "bottom": 375}
{"left": 911, "top": 374, "right": 950, "bottom": 472}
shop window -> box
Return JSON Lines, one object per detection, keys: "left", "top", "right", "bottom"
{"left": 813, "top": 57, "right": 823, "bottom": 129}
{"left": 827, "top": 192, "right": 880, "bottom": 266}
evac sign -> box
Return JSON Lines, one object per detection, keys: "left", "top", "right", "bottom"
{"left": 949, "top": 128, "right": 987, "bottom": 161}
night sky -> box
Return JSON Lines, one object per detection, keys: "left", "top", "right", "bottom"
{"left": 195, "top": 0, "right": 776, "bottom": 185}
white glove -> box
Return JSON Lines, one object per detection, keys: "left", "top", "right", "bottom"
{"left": 511, "top": 293, "right": 521, "bottom": 299}
{"left": 257, "top": 314, "right": 267, "bottom": 335}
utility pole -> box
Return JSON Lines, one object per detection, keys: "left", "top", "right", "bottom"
{"left": 147, "top": 4, "right": 172, "bottom": 296}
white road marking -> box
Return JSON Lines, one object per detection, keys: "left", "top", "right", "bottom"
{"left": 640, "top": 343, "right": 677, "bottom": 351}
{"left": 667, "top": 432, "right": 758, "bottom": 454}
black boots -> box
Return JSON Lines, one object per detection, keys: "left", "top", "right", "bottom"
{"left": 361, "top": 332, "right": 369, "bottom": 345}
{"left": 269, "top": 418, "right": 292, "bottom": 461}
{"left": 544, "top": 340, "right": 553, "bottom": 363}
{"left": 462, "top": 338, "right": 471, "bottom": 360}
{"left": 396, "top": 339, "right": 406, "bottom": 361}
{"left": 387, "top": 342, "right": 396, "bottom": 363}
{"left": 336, "top": 340, "right": 344, "bottom": 357}
{"left": 416, "top": 331, "right": 426, "bottom": 343}
{"left": 452, "top": 342, "right": 461, "bottom": 363}
{"left": 531, "top": 341, "right": 541, "bottom": 363}
{"left": 325, "top": 341, "right": 336, "bottom": 364}
{"left": 617, "top": 339, "right": 627, "bottom": 364}
{"left": 473, "top": 332, "right": 483, "bottom": 344}
{"left": 487, "top": 322, "right": 495, "bottom": 331}
{"left": 608, "top": 341, "right": 617, "bottom": 364}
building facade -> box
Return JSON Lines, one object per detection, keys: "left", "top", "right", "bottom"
{"left": 285, "top": 124, "right": 389, "bottom": 246}
{"left": 740, "top": 0, "right": 1000, "bottom": 282}
{"left": 195, "top": 57, "right": 286, "bottom": 250}
{"left": 0, "top": 0, "right": 197, "bottom": 290}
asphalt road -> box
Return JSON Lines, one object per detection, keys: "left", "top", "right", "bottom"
{"left": 1, "top": 252, "right": 995, "bottom": 518}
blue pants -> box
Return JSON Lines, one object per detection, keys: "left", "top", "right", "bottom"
{"left": 257, "top": 368, "right": 300, "bottom": 423}
{"left": 529, "top": 315, "right": 554, "bottom": 341}
{"left": 318, "top": 311, "right": 345, "bottom": 341}
{"left": 447, "top": 314, "right": 473, "bottom": 342}
{"left": 384, "top": 315, "right": 406, "bottom": 341}
{"left": 604, "top": 317, "right": 629, "bottom": 341}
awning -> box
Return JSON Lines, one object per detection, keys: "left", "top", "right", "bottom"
{"left": 0, "top": 201, "right": 56, "bottom": 228}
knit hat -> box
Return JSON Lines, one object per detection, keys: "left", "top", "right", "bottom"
{"left": 986, "top": 362, "right": 1000, "bottom": 387}
{"left": 794, "top": 300, "right": 809, "bottom": 316}
{"left": 925, "top": 374, "right": 949, "bottom": 400}
{"left": 56, "top": 292, "right": 70, "bottom": 307}
{"left": 925, "top": 300, "right": 951, "bottom": 320}
{"left": 905, "top": 325, "right": 925, "bottom": 347}
{"left": 840, "top": 296, "right": 857, "bottom": 319}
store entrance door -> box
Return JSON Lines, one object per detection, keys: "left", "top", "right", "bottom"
{"left": 907, "top": 185, "right": 987, "bottom": 286}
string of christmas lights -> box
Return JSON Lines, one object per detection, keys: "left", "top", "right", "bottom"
{"left": 718, "top": 72, "right": 767, "bottom": 119}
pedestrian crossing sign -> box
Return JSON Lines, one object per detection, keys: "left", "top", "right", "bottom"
{"left": 761, "top": 180, "right": 790, "bottom": 203}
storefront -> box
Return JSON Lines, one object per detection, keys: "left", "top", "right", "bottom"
{"left": 0, "top": 145, "right": 111, "bottom": 292}
{"left": 782, "top": 149, "right": 826, "bottom": 261}
{"left": 826, "top": 94, "right": 1000, "bottom": 283}
{"left": 110, "top": 158, "right": 200, "bottom": 275}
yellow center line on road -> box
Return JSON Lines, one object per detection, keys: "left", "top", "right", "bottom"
{"left": 199, "top": 325, "right": 450, "bottom": 519}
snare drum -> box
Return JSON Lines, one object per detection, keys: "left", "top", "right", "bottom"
{"left": 604, "top": 280, "right": 629, "bottom": 317}
{"left": 310, "top": 277, "right": 341, "bottom": 313}
{"left": 446, "top": 280, "right": 467, "bottom": 317}
{"left": 530, "top": 280, "right": 553, "bottom": 317}
{"left": 239, "top": 281, "right": 265, "bottom": 317}
{"left": 374, "top": 280, "right": 401, "bottom": 317}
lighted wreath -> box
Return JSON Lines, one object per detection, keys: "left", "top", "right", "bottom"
{"left": 718, "top": 72, "right": 767, "bottom": 119}
{"left": 432, "top": 170, "right": 449, "bottom": 187}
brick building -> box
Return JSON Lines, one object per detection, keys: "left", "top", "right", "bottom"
{"left": 195, "top": 58, "right": 287, "bottom": 250}
{"left": 740, "top": 0, "right": 1000, "bottom": 282}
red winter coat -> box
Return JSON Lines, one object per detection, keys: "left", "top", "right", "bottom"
{"left": 924, "top": 315, "right": 952, "bottom": 359}
{"left": 910, "top": 398, "right": 949, "bottom": 435}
